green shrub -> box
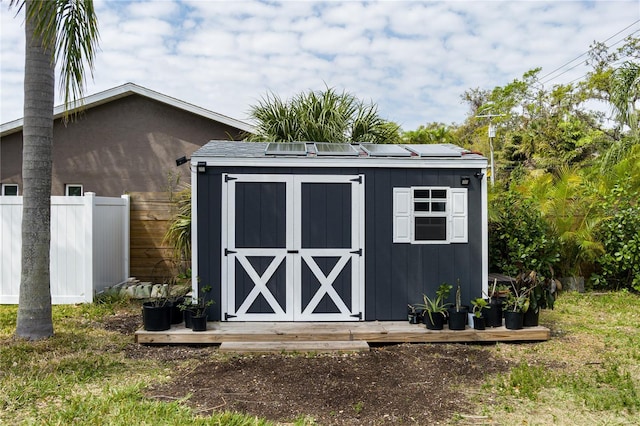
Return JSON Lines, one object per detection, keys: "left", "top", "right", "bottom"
{"left": 489, "top": 191, "right": 560, "bottom": 276}
{"left": 591, "top": 184, "right": 640, "bottom": 291}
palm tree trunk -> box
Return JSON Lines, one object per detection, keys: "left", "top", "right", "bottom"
{"left": 16, "top": 0, "right": 55, "bottom": 340}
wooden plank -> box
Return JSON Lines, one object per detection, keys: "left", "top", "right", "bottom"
{"left": 129, "top": 202, "right": 172, "bottom": 212}
{"left": 219, "top": 341, "right": 370, "bottom": 353}
{"left": 134, "top": 322, "right": 550, "bottom": 345}
{"left": 130, "top": 220, "right": 170, "bottom": 232}
{"left": 130, "top": 248, "right": 176, "bottom": 259}
{"left": 130, "top": 235, "right": 172, "bottom": 246}
{"left": 130, "top": 210, "right": 173, "bottom": 221}
{"left": 128, "top": 257, "right": 179, "bottom": 269}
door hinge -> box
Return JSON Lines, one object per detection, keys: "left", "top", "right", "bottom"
{"left": 350, "top": 248, "right": 362, "bottom": 256}
{"left": 225, "top": 313, "right": 237, "bottom": 320}
{"left": 350, "top": 312, "right": 363, "bottom": 320}
{"left": 225, "top": 175, "right": 237, "bottom": 182}
{"left": 225, "top": 248, "right": 237, "bottom": 256}
{"left": 350, "top": 176, "right": 362, "bottom": 184}
{"left": 287, "top": 250, "right": 299, "bottom": 254}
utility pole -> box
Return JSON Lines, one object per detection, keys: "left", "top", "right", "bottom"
{"left": 476, "top": 113, "right": 503, "bottom": 186}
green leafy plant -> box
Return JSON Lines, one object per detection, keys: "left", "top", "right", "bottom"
{"left": 416, "top": 283, "right": 452, "bottom": 324}
{"left": 516, "top": 270, "right": 556, "bottom": 312}
{"left": 591, "top": 182, "right": 640, "bottom": 291}
{"left": 502, "top": 279, "right": 532, "bottom": 313}
{"left": 489, "top": 190, "right": 560, "bottom": 276}
{"left": 179, "top": 285, "right": 214, "bottom": 317}
{"left": 163, "top": 185, "right": 192, "bottom": 265}
{"left": 470, "top": 297, "right": 489, "bottom": 318}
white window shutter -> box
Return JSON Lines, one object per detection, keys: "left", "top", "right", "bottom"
{"left": 393, "top": 188, "right": 411, "bottom": 243}
{"left": 450, "top": 188, "right": 468, "bottom": 243}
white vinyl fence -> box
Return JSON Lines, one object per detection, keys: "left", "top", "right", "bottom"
{"left": 0, "top": 193, "right": 130, "bottom": 304}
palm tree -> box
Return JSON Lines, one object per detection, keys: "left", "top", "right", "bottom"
{"left": 248, "top": 86, "right": 400, "bottom": 144}
{"left": 10, "top": 0, "right": 99, "bottom": 340}
{"left": 610, "top": 61, "right": 640, "bottom": 135}
{"left": 601, "top": 61, "right": 640, "bottom": 171}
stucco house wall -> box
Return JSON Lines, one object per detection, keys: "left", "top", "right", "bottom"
{"left": 1, "top": 84, "right": 252, "bottom": 197}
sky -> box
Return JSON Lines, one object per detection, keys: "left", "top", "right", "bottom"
{"left": 1, "top": 0, "right": 639, "bottom": 131}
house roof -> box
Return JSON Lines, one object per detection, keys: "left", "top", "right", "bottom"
{"left": 192, "top": 141, "right": 488, "bottom": 169}
{"left": 0, "top": 82, "right": 255, "bottom": 137}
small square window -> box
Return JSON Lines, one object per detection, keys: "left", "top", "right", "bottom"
{"left": 393, "top": 186, "right": 468, "bottom": 245}
{"left": 2, "top": 184, "right": 19, "bottom": 196}
{"left": 65, "top": 184, "right": 83, "bottom": 196}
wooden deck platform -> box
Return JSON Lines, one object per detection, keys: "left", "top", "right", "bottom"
{"left": 135, "top": 321, "right": 550, "bottom": 349}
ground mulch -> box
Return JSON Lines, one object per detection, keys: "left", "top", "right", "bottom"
{"left": 102, "top": 313, "right": 511, "bottom": 425}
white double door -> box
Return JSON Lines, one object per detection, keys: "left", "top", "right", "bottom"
{"left": 222, "top": 174, "right": 364, "bottom": 321}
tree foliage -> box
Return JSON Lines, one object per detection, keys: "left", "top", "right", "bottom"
{"left": 488, "top": 190, "right": 560, "bottom": 277}
{"left": 454, "top": 35, "right": 640, "bottom": 290}
{"left": 248, "top": 86, "right": 401, "bottom": 144}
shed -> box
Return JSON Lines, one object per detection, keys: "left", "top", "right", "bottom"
{"left": 191, "top": 141, "right": 488, "bottom": 322}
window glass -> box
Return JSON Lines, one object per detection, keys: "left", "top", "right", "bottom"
{"left": 431, "top": 189, "right": 447, "bottom": 199}
{"left": 431, "top": 202, "right": 446, "bottom": 212}
{"left": 413, "top": 187, "right": 448, "bottom": 242}
{"left": 2, "top": 184, "right": 19, "bottom": 196}
{"left": 414, "top": 189, "right": 430, "bottom": 199}
{"left": 415, "top": 217, "right": 447, "bottom": 241}
{"left": 414, "top": 202, "right": 430, "bottom": 212}
{"left": 66, "top": 185, "right": 83, "bottom": 196}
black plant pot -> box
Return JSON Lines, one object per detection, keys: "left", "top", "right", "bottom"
{"left": 504, "top": 311, "right": 524, "bottom": 330}
{"left": 473, "top": 315, "right": 486, "bottom": 330}
{"left": 183, "top": 309, "right": 193, "bottom": 329}
{"left": 408, "top": 306, "right": 422, "bottom": 324}
{"left": 142, "top": 303, "right": 171, "bottom": 331}
{"left": 191, "top": 314, "right": 208, "bottom": 332}
{"left": 523, "top": 307, "right": 540, "bottom": 327}
{"left": 447, "top": 307, "right": 468, "bottom": 330}
{"left": 484, "top": 298, "right": 503, "bottom": 327}
{"left": 169, "top": 298, "right": 185, "bottom": 325}
{"left": 424, "top": 312, "right": 445, "bottom": 330}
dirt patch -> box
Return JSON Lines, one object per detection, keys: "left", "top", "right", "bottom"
{"left": 97, "top": 311, "right": 142, "bottom": 335}
{"left": 148, "top": 344, "right": 508, "bottom": 425}
{"left": 99, "top": 312, "right": 511, "bottom": 424}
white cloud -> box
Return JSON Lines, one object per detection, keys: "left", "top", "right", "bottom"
{"left": 1, "top": 0, "right": 639, "bottom": 130}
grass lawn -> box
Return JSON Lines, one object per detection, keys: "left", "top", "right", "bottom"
{"left": 1, "top": 291, "right": 639, "bottom": 425}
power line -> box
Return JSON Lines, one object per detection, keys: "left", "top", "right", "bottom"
{"left": 540, "top": 29, "right": 640, "bottom": 87}
{"left": 538, "top": 20, "right": 640, "bottom": 85}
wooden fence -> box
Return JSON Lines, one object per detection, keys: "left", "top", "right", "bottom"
{"left": 129, "top": 192, "right": 180, "bottom": 283}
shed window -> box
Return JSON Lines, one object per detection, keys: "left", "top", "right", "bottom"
{"left": 1, "top": 184, "right": 19, "bottom": 196}
{"left": 65, "top": 184, "right": 83, "bottom": 196}
{"left": 393, "top": 186, "right": 468, "bottom": 244}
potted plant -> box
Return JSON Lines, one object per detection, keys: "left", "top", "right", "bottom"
{"left": 470, "top": 297, "right": 489, "bottom": 330}
{"left": 167, "top": 269, "right": 193, "bottom": 325}
{"left": 142, "top": 285, "right": 171, "bottom": 331}
{"left": 416, "top": 283, "right": 451, "bottom": 330}
{"left": 501, "top": 280, "right": 533, "bottom": 330}
{"left": 447, "top": 280, "right": 468, "bottom": 330}
{"left": 484, "top": 279, "right": 507, "bottom": 327}
{"left": 515, "top": 270, "right": 557, "bottom": 327}
{"left": 180, "top": 285, "right": 214, "bottom": 331}
{"left": 407, "top": 304, "right": 422, "bottom": 324}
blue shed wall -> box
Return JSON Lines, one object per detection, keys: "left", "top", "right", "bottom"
{"left": 196, "top": 165, "right": 484, "bottom": 321}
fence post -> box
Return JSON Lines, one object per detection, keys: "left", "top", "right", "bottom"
{"left": 84, "top": 192, "right": 96, "bottom": 302}
{"left": 121, "top": 194, "right": 130, "bottom": 281}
